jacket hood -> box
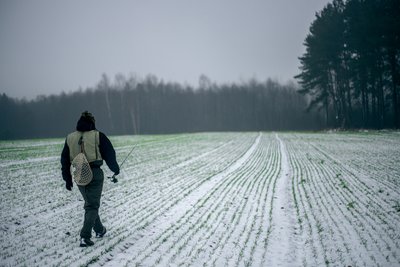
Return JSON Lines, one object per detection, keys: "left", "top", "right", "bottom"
{"left": 76, "top": 117, "right": 96, "bottom": 132}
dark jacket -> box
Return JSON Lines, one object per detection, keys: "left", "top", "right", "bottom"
{"left": 61, "top": 117, "right": 120, "bottom": 186}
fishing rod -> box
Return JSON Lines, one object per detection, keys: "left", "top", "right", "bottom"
{"left": 109, "top": 107, "right": 140, "bottom": 183}
{"left": 108, "top": 144, "right": 136, "bottom": 183}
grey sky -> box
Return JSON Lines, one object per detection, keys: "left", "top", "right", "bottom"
{"left": 0, "top": 0, "right": 330, "bottom": 99}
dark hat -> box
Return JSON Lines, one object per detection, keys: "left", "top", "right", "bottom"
{"left": 81, "top": 111, "right": 95, "bottom": 123}
{"left": 76, "top": 111, "right": 96, "bottom": 131}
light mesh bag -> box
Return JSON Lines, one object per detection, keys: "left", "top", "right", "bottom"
{"left": 71, "top": 137, "right": 93, "bottom": 186}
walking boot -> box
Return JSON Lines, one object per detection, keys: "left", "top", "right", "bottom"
{"left": 80, "top": 238, "right": 94, "bottom": 247}
{"left": 96, "top": 227, "right": 107, "bottom": 238}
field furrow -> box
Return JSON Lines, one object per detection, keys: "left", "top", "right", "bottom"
{"left": 0, "top": 131, "right": 399, "bottom": 267}
{"left": 281, "top": 132, "right": 400, "bottom": 267}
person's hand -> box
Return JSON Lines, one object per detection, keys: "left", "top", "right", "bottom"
{"left": 114, "top": 169, "right": 120, "bottom": 176}
{"left": 66, "top": 182, "right": 73, "bottom": 191}
{"left": 111, "top": 174, "right": 118, "bottom": 183}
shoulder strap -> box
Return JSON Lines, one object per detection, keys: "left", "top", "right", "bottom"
{"left": 78, "top": 133, "right": 85, "bottom": 153}
{"left": 95, "top": 131, "right": 98, "bottom": 159}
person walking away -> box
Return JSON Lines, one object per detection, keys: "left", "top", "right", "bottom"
{"left": 60, "top": 111, "right": 120, "bottom": 247}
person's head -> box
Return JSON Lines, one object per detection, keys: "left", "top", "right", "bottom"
{"left": 76, "top": 111, "right": 96, "bottom": 131}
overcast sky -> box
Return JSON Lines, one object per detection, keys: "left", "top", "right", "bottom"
{"left": 0, "top": 0, "right": 331, "bottom": 99}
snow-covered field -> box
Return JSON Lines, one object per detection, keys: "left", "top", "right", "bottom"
{"left": 0, "top": 132, "right": 399, "bottom": 267}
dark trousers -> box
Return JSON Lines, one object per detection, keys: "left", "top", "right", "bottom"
{"left": 78, "top": 168, "right": 104, "bottom": 239}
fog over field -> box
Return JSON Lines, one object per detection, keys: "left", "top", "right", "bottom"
{"left": 0, "top": 1, "right": 399, "bottom": 266}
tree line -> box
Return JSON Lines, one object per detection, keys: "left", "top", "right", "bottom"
{"left": 0, "top": 74, "right": 323, "bottom": 139}
{"left": 296, "top": 0, "right": 400, "bottom": 129}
